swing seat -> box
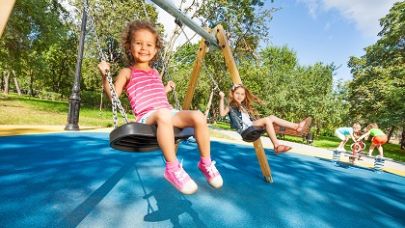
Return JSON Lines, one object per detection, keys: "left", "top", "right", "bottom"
{"left": 110, "top": 122, "right": 194, "bottom": 152}
{"left": 240, "top": 126, "right": 266, "bottom": 142}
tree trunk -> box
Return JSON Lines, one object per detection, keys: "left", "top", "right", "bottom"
{"left": 387, "top": 126, "right": 395, "bottom": 143}
{"left": 3, "top": 70, "right": 10, "bottom": 94}
{"left": 28, "top": 69, "right": 34, "bottom": 96}
{"left": 401, "top": 128, "right": 405, "bottom": 150}
{"left": 12, "top": 70, "right": 21, "bottom": 95}
{"left": 315, "top": 120, "right": 320, "bottom": 136}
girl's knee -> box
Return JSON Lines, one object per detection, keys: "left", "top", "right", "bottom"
{"left": 191, "top": 110, "right": 206, "bottom": 125}
{"left": 268, "top": 115, "right": 276, "bottom": 121}
{"left": 154, "top": 109, "right": 173, "bottom": 125}
{"left": 265, "top": 115, "right": 276, "bottom": 124}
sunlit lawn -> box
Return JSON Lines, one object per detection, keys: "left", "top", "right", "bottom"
{"left": 0, "top": 93, "right": 120, "bottom": 127}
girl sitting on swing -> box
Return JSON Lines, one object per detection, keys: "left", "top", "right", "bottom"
{"left": 219, "top": 84, "right": 312, "bottom": 154}
{"left": 98, "top": 20, "right": 222, "bottom": 194}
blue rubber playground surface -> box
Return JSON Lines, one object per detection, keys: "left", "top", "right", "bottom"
{"left": 0, "top": 132, "right": 404, "bottom": 227}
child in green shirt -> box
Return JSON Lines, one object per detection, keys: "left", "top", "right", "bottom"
{"left": 357, "top": 123, "right": 387, "bottom": 157}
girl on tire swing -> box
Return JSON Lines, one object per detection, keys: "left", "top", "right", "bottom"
{"left": 219, "top": 84, "right": 312, "bottom": 154}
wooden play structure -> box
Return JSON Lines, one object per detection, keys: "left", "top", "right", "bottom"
{"left": 182, "top": 25, "right": 274, "bottom": 182}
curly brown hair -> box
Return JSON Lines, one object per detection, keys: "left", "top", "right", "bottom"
{"left": 228, "top": 84, "right": 262, "bottom": 118}
{"left": 121, "top": 20, "right": 163, "bottom": 65}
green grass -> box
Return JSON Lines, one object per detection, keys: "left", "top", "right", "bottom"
{"left": 211, "top": 121, "right": 232, "bottom": 130}
{"left": 0, "top": 93, "right": 132, "bottom": 127}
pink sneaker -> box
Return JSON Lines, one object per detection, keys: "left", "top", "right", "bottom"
{"left": 198, "top": 161, "right": 223, "bottom": 189}
{"left": 164, "top": 164, "right": 198, "bottom": 195}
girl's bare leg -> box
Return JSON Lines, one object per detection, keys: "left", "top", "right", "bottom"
{"left": 337, "top": 138, "right": 348, "bottom": 151}
{"left": 253, "top": 115, "right": 296, "bottom": 147}
{"left": 173, "top": 110, "right": 223, "bottom": 188}
{"left": 148, "top": 109, "right": 200, "bottom": 194}
{"left": 377, "top": 145, "right": 384, "bottom": 157}
{"left": 145, "top": 109, "right": 177, "bottom": 162}
{"left": 368, "top": 144, "right": 376, "bottom": 157}
{"left": 172, "top": 110, "right": 210, "bottom": 158}
{"left": 269, "top": 115, "right": 299, "bottom": 129}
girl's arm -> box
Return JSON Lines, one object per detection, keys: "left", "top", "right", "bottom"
{"left": 98, "top": 61, "right": 130, "bottom": 100}
{"left": 350, "top": 132, "right": 357, "bottom": 142}
{"left": 357, "top": 131, "right": 370, "bottom": 141}
{"left": 157, "top": 70, "right": 174, "bottom": 93}
{"left": 219, "top": 91, "right": 229, "bottom": 117}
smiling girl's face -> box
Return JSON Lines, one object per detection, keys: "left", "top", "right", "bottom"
{"left": 232, "top": 87, "right": 246, "bottom": 104}
{"left": 130, "top": 29, "right": 158, "bottom": 64}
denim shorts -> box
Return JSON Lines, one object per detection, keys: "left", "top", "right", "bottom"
{"left": 138, "top": 109, "right": 179, "bottom": 124}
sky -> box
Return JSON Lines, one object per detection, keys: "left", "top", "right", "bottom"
{"left": 152, "top": 0, "right": 399, "bottom": 81}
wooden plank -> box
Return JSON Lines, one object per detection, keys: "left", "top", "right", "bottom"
{"left": 214, "top": 24, "right": 241, "bottom": 84}
{"left": 182, "top": 39, "right": 208, "bottom": 110}
{"left": 253, "top": 140, "right": 273, "bottom": 183}
{"left": 215, "top": 24, "right": 273, "bottom": 182}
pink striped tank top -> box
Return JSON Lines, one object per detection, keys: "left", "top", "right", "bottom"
{"left": 125, "top": 67, "right": 172, "bottom": 122}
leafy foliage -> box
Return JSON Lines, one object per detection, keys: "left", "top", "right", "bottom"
{"left": 348, "top": 2, "right": 405, "bottom": 132}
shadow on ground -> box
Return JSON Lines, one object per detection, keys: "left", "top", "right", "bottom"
{"left": 0, "top": 132, "right": 404, "bottom": 227}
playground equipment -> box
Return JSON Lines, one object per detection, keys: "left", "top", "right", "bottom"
{"left": 348, "top": 141, "right": 365, "bottom": 164}
{"left": 374, "top": 156, "right": 385, "bottom": 172}
{"left": 110, "top": 122, "right": 194, "bottom": 152}
{"left": 332, "top": 150, "right": 341, "bottom": 163}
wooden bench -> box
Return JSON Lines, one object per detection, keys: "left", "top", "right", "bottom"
{"left": 273, "top": 117, "right": 313, "bottom": 144}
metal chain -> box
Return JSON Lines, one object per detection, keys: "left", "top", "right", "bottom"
{"left": 84, "top": 3, "right": 128, "bottom": 128}
{"left": 141, "top": 0, "right": 150, "bottom": 21}
{"left": 202, "top": 63, "right": 221, "bottom": 92}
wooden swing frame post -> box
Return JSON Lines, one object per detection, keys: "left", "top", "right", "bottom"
{"left": 0, "top": 0, "right": 16, "bottom": 38}
{"left": 183, "top": 25, "right": 273, "bottom": 183}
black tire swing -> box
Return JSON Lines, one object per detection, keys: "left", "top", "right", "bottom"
{"left": 110, "top": 122, "right": 194, "bottom": 152}
{"left": 230, "top": 110, "right": 266, "bottom": 142}
{"left": 240, "top": 126, "right": 266, "bottom": 142}
{"left": 104, "top": 70, "right": 194, "bottom": 152}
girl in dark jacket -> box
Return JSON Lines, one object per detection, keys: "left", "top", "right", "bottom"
{"left": 219, "top": 84, "right": 312, "bottom": 154}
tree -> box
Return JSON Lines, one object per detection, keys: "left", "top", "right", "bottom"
{"left": 348, "top": 1, "right": 405, "bottom": 144}
{"left": 0, "top": 0, "right": 74, "bottom": 96}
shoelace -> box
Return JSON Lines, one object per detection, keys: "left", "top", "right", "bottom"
{"left": 173, "top": 169, "right": 187, "bottom": 182}
{"left": 203, "top": 161, "right": 218, "bottom": 177}
{"left": 173, "top": 160, "right": 188, "bottom": 183}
